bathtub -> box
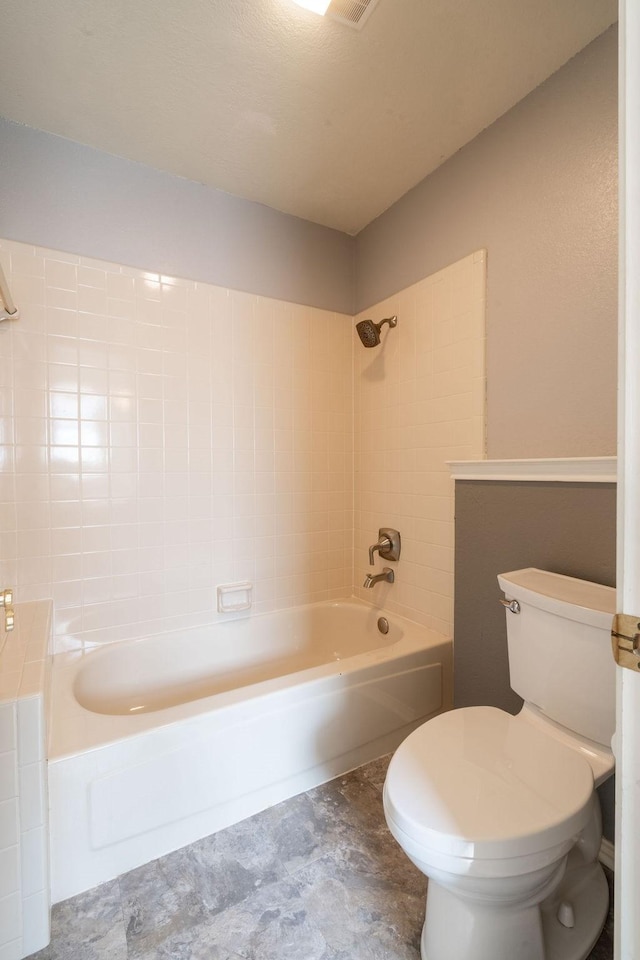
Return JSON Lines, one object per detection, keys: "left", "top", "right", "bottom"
{"left": 48, "top": 598, "right": 452, "bottom": 902}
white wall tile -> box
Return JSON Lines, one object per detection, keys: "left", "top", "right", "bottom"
{"left": 0, "top": 755, "right": 17, "bottom": 804}
{"left": 0, "top": 800, "right": 19, "bottom": 850}
{"left": 0, "top": 848, "right": 18, "bottom": 900}
{"left": 0, "top": 708, "right": 16, "bottom": 756}
{"left": 18, "top": 764, "right": 45, "bottom": 832}
{"left": 16, "top": 700, "right": 44, "bottom": 767}
{"left": 20, "top": 890, "right": 49, "bottom": 956}
{"left": 20, "top": 827, "right": 47, "bottom": 897}
{"left": 0, "top": 895, "right": 20, "bottom": 948}
{"left": 2, "top": 238, "right": 354, "bottom": 649}
{"left": 354, "top": 252, "right": 486, "bottom": 634}
{"left": 3, "top": 237, "right": 482, "bottom": 650}
{"left": 0, "top": 939, "right": 22, "bottom": 960}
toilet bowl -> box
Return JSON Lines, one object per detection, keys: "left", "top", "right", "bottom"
{"left": 383, "top": 569, "right": 616, "bottom": 960}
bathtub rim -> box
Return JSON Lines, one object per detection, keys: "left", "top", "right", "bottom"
{"left": 49, "top": 596, "right": 452, "bottom": 762}
{"left": 71, "top": 594, "right": 405, "bottom": 716}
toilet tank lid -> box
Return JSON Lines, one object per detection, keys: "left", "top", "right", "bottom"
{"left": 497, "top": 568, "right": 616, "bottom": 629}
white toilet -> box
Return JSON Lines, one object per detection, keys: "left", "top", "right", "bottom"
{"left": 383, "top": 568, "right": 616, "bottom": 960}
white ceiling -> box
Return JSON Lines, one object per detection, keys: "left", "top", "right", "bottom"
{"left": 0, "top": 0, "right": 617, "bottom": 235}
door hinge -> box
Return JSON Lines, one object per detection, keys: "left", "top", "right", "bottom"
{"left": 612, "top": 613, "right": 640, "bottom": 671}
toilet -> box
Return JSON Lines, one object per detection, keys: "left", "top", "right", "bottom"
{"left": 383, "top": 568, "right": 616, "bottom": 960}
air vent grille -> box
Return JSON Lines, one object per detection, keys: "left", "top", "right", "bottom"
{"left": 327, "top": 0, "right": 381, "bottom": 30}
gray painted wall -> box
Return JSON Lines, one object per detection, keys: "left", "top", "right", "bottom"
{"left": 453, "top": 479, "right": 617, "bottom": 839}
{"left": 356, "top": 28, "right": 618, "bottom": 459}
{"left": 0, "top": 118, "right": 355, "bottom": 314}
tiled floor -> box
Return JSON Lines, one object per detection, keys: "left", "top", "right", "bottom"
{"left": 30, "top": 755, "right": 613, "bottom": 960}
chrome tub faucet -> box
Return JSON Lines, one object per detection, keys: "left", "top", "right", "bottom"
{"left": 363, "top": 567, "right": 395, "bottom": 589}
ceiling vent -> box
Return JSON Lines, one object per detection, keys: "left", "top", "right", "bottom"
{"left": 326, "top": 0, "right": 381, "bottom": 30}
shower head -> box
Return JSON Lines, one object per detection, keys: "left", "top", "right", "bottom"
{"left": 355, "top": 315, "right": 397, "bottom": 348}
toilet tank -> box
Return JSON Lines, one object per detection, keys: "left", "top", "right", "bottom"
{"left": 497, "top": 568, "right": 616, "bottom": 747}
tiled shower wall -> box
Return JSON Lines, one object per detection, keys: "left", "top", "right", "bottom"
{"left": 0, "top": 238, "right": 484, "bottom": 653}
{"left": 0, "top": 239, "right": 353, "bottom": 652}
{"left": 354, "top": 251, "right": 486, "bottom": 635}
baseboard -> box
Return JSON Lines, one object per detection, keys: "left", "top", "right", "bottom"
{"left": 599, "top": 837, "right": 615, "bottom": 871}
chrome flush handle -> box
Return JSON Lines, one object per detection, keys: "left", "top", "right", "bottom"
{"left": 499, "top": 598, "right": 521, "bottom": 614}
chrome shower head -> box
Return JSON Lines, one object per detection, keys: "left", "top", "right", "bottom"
{"left": 355, "top": 315, "right": 397, "bottom": 348}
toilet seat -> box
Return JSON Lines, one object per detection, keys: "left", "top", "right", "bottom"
{"left": 384, "top": 706, "right": 595, "bottom": 870}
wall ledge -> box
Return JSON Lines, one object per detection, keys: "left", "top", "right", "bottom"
{"left": 448, "top": 457, "right": 617, "bottom": 483}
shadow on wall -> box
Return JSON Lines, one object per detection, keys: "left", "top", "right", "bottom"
{"left": 358, "top": 334, "right": 393, "bottom": 382}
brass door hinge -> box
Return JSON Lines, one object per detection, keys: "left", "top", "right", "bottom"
{"left": 612, "top": 613, "right": 640, "bottom": 671}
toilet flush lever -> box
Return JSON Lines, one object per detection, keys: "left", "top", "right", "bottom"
{"left": 499, "top": 598, "right": 520, "bottom": 614}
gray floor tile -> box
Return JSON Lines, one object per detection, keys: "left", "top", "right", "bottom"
{"left": 127, "top": 918, "right": 243, "bottom": 960}
{"left": 120, "top": 830, "right": 287, "bottom": 958}
{"left": 350, "top": 753, "right": 392, "bottom": 792}
{"left": 196, "top": 875, "right": 332, "bottom": 960}
{"left": 26, "top": 756, "right": 613, "bottom": 960}
{"left": 257, "top": 791, "right": 344, "bottom": 874}
{"left": 296, "top": 848, "right": 424, "bottom": 959}
{"left": 120, "top": 856, "right": 209, "bottom": 955}
{"left": 306, "top": 767, "right": 424, "bottom": 887}
{"left": 28, "top": 880, "right": 127, "bottom": 960}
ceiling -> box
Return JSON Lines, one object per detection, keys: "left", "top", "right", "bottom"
{"left": 0, "top": 0, "right": 617, "bottom": 235}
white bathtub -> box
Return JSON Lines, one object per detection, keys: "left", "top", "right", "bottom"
{"left": 48, "top": 599, "right": 452, "bottom": 902}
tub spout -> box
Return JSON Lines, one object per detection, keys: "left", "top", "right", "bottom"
{"left": 363, "top": 567, "right": 395, "bottom": 589}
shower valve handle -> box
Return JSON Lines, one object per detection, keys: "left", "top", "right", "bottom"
{"left": 368, "top": 528, "right": 401, "bottom": 565}
{"left": 369, "top": 536, "right": 391, "bottom": 565}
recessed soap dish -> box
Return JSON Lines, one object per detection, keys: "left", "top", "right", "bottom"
{"left": 217, "top": 581, "right": 253, "bottom": 614}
